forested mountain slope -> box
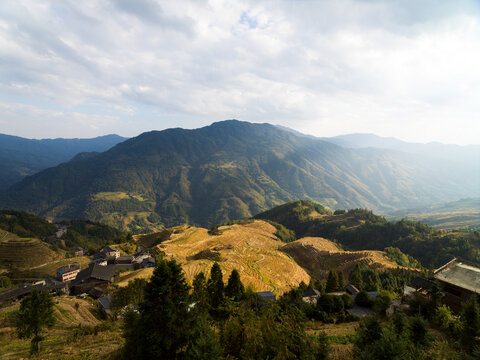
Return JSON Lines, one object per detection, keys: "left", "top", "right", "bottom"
{"left": 0, "top": 121, "right": 477, "bottom": 231}
{"left": 0, "top": 133, "right": 126, "bottom": 190}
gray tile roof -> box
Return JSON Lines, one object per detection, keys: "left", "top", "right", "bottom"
{"left": 434, "top": 262, "right": 480, "bottom": 294}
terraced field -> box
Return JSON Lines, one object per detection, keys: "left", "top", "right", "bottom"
{"left": 0, "top": 296, "right": 122, "bottom": 359}
{"left": 0, "top": 236, "right": 60, "bottom": 270}
{"left": 157, "top": 220, "right": 310, "bottom": 294}
{"left": 281, "top": 237, "right": 407, "bottom": 280}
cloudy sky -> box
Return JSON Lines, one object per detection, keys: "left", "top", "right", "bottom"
{"left": 0, "top": 0, "right": 479, "bottom": 144}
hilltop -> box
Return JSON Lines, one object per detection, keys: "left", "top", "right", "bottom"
{"left": 127, "top": 219, "right": 410, "bottom": 294}
{"left": 255, "top": 200, "right": 480, "bottom": 267}
{"left": 1, "top": 120, "right": 477, "bottom": 232}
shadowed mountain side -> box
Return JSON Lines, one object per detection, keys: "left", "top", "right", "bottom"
{"left": 0, "top": 120, "right": 477, "bottom": 231}
{"left": 0, "top": 133, "right": 127, "bottom": 191}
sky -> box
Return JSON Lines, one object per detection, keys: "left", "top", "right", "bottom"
{"left": 0, "top": 0, "right": 480, "bottom": 145}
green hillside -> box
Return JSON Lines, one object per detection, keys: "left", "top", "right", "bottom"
{"left": 255, "top": 200, "right": 480, "bottom": 268}
{"left": 0, "top": 121, "right": 478, "bottom": 231}
{"left": 0, "top": 210, "right": 57, "bottom": 239}
{"left": 59, "top": 219, "right": 132, "bottom": 253}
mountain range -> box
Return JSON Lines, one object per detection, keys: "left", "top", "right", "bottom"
{"left": 0, "top": 133, "right": 127, "bottom": 191}
{"left": 0, "top": 120, "right": 478, "bottom": 231}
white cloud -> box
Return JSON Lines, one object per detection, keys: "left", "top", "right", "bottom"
{"left": 0, "top": 0, "right": 479, "bottom": 143}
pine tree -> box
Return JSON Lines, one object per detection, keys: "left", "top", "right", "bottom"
{"left": 349, "top": 264, "right": 363, "bottom": 290}
{"left": 192, "top": 271, "right": 209, "bottom": 312}
{"left": 461, "top": 295, "right": 480, "bottom": 351}
{"left": 225, "top": 269, "right": 244, "bottom": 301}
{"left": 326, "top": 270, "right": 339, "bottom": 293}
{"left": 337, "top": 271, "right": 345, "bottom": 290}
{"left": 16, "top": 289, "right": 56, "bottom": 355}
{"left": 392, "top": 309, "right": 408, "bottom": 337}
{"left": 123, "top": 258, "right": 193, "bottom": 359}
{"left": 207, "top": 262, "right": 224, "bottom": 309}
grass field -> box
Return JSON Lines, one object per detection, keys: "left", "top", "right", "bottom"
{"left": 0, "top": 296, "right": 123, "bottom": 360}
{"left": 8, "top": 256, "right": 92, "bottom": 280}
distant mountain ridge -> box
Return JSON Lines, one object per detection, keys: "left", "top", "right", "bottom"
{"left": 0, "top": 120, "right": 478, "bottom": 231}
{"left": 0, "top": 133, "right": 127, "bottom": 190}
{"left": 320, "top": 133, "right": 480, "bottom": 165}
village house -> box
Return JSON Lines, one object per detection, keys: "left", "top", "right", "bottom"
{"left": 0, "top": 278, "right": 67, "bottom": 304}
{"left": 70, "top": 263, "right": 115, "bottom": 295}
{"left": 103, "top": 246, "right": 121, "bottom": 260}
{"left": 433, "top": 258, "right": 480, "bottom": 310}
{"left": 98, "top": 295, "right": 113, "bottom": 318}
{"left": 56, "top": 263, "right": 81, "bottom": 282}
{"left": 93, "top": 246, "right": 121, "bottom": 262}
{"left": 74, "top": 247, "right": 85, "bottom": 257}
{"left": 302, "top": 288, "right": 321, "bottom": 305}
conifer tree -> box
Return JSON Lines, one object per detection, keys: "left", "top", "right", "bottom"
{"left": 461, "top": 295, "right": 480, "bottom": 351}
{"left": 225, "top": 269, "right": 244, "bottom": 301}
{"left": 349, "top": 264, "right": 363, "bottom": 290}
{"left": 207, "top": 262, "right": 224, "bottom": 309}
{"left": 192, "top": 271, "right": 209, "bottom": 312}
{"left": 337, "top": 271, "right": 345, "bottom": 290}
{"left": 123, "top": 258, "right": 192, "bottom": 359}
{"left": 16, "top": 289, "right": 55, "bottom": 355}
{"left": 326, "top": 270, "right": 339, "bottom": 293}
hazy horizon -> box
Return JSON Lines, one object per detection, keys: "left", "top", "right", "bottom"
{"left": 1, "top": 1, "right": 480, "bottom": 145}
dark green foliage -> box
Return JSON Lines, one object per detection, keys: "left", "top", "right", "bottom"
{"left": 61, "top": 220, "right": 130, "bottom": 253}
{"left": 393, "top": 309, "right": 409, "bottom": 337}
{"left": 219, "top": 305, "right": 326, "bottom": 359}
{"left": 192, "top": 271, "right": 209, "bottom": 312}
{"left": 263, "top": 220, "right": 296, "bottom": 242}
{"left": 354, "top": 316, "right": 382, "bottom": 350}
{"left": 373, "top": 292, "right": 391, "bottom": 316}
{"left": 409, "top": 315, "right": 429, "bottom": 346}
{"left": 355, "top": 291, "right": 372, "bottom": 308}
{"left": 409, "top": 293, "right": 431, "bottom": 319}
{"left": 385, "top": 247, "right": 422, "bottom": 268}
{"left": 225, "top": 269, "right": 244, "bottom": 301}
{"left": 349, "top": 263, "right": 363, "bottom": 289}
{"left": 428, "top": 279, "right": 443, "bottom": 308}
{"left": 341, "top": 293, "right": 353, "bottom": 309}
{"left": 461, "top": 295, "right": 480, "bottom": 351}
{"left": 326, "top": 270, "right": 339, "bottom": 292}
{"left": 337, "top": 271, "right": 345, "bottom": 290}
{"left": 207, "top": 263, "right": 225, "bottom": 311}
{"left": 15, "top": 289, "right": 56, "bottom": 355}
{"left": 0, "top": 210, "right": 56, "bottom": 238}
{"left": 185, "top": 314, "right": 223, "bottom": 360}
{"left": 0, "top": 275, "right": 12, "bottom": 289}
{"left": 122, "top": 258, "right": 192, "bottom": 359}
{"left": 110, "top": 278, "right": 147, "bottom": 314}
{"left": 355, "top": 328, "right": 407, "bottom": 360}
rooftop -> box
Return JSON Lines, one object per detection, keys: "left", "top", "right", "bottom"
{"left": 434, "top": 262, "right": 480, "bottom": 294}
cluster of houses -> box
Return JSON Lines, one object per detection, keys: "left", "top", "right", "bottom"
{"left": 0, "top": 246, "right": 155, "bottom": 306}
{"left": 257, "top": 258, "right": 480, "bottom": 318}
{"left": 2, "top": 254, "right": 480, "bottom": 320}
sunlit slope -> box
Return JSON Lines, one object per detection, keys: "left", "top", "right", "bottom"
{"left": 281, "top": 237, "right": 405, "bottom": 280}
{"left": 156, "top": 220, "right": 310, "bottom": 294}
